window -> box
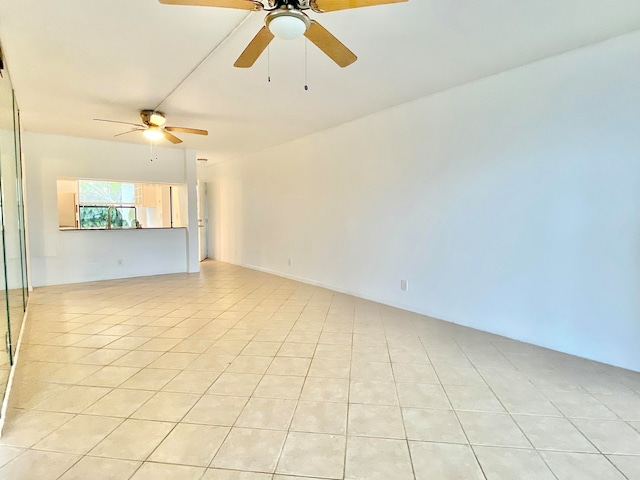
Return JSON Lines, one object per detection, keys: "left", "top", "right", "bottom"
{"left": 78, "top": 181, "right": 137, "bottom": 229}
{"left": 78, "top": 205, "right": 137, "bottom": 229}
{"left": 57, "top": 179, "right": 185, "bottom": 230}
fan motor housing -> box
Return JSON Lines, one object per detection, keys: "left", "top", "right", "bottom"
{"left": 140, "top": 110, "right": 166, "bottom": 127}
{"left": 265, "top": 8, "right": 311, "bottom": 32}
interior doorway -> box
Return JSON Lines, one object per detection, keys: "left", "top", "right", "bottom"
{"left": 197, "top": 181, "right": 208, "bottom": 261}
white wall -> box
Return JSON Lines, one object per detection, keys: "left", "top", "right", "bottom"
{"left": 206, "top": 31, "right": 640, "bottom": 371}
{"left": 32, "top": 228, "right": 187, "bottom": 285}
{"left": 24, "top": 133, "right": 200, "bottom": 286}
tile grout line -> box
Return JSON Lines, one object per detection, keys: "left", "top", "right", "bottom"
{"left": 3, "top": 263, "right": 640, "bottom": 479}
{"left": 419, "top": 333, "right": 490, "bottom": 480}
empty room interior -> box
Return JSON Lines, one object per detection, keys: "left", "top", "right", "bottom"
{"left": 0, "top": 0, "right": 639, "bottom": 479}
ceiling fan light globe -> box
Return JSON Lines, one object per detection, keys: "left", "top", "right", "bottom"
{"left": 268, "top": 15, "right": 307, "bottom": 40}
{"left": 149, "top": 112, "right": 166, "bottom": 126}
{"left": 144, "top": 127, "right": 164, "bottom": 141}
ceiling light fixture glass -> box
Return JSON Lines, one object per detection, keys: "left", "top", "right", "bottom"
{"left": 149, "top": 112, "right": 166, "bottom": 126}
{"left": 144, "top": 127, "right": 164, "bottom": 141}
{"left": 266, "top": 10, "right": 310, "bottom": 40}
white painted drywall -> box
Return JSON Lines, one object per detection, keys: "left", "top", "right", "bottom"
{"left": 185, "top": 149, "right": 200, "bottom": 273}
{"left": 24, "top": 133, "right": 200, "bottom": 285}
{"left": 34, "top": 228, "right": 188, "bottom": 285}
{"left": 205, "top": 32, "right": 640, "bottom": 371}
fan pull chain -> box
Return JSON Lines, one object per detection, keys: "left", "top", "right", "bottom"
{"left": 304, "top": 39, "right": 309, "bottom": 91}
{"left": 267, "top": 45, "right": 271, "bottom": 83}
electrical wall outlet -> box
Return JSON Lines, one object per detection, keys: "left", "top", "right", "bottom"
{"left": 117, "top": 258, "right": 124, "bottom": 266}
{"left": 400, "top": 279, "right": 409, "bottom": 291}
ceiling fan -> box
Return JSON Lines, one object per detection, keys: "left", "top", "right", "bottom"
{"left": 159, "top": 0, "right": 408, "bottom": 68}
{"left": 93, "top": 110, "right": 208, "bottom": 144}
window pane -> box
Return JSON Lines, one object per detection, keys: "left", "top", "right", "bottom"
{"left": 79, "top": 206, "right": 137, "bottom": 229}
{"left": 111, "top": 206, "right": 136, "bottom": 228}
{"left": 79, "top": 206, "right": 109, "bottom": 229}
{"left": 121, "top": 183, "right": 135, "bottom": 204}
{"left": 78, "top": 180, "right": 135, "bottom": 204}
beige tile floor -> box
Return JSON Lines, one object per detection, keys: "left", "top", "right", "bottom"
{"left": 0, "top": 260, "right": 640, "bottom": 479}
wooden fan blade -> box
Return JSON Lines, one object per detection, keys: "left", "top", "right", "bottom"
{"left": 94, "top": 118, "right": 145, "bottom": 127}
{"left": 163, "top": 131, "right": 184, "bottom": 144}
{"left": 114, "top": 129, "right": 144, "bottom": 138}
{"left": 304, "top": 21, "right": 357, "bottom": 68}
{"left": 165, "top": 126, "right": 209, "bottom": 136}
{"left": 234, "top": 26, "right": 274, "bottom": 68}
{"left": 158, "top": 0, "right": 262, "bottom": 10}
{"left": 313, "top": 0, "right": 407, "bottom": 12}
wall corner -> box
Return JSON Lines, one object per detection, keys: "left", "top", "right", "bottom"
{"left": 185, "top": 149, "right": 200, "bottom": 273}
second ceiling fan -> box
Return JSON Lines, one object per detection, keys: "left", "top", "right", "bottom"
{"left": 94, "top": 110, "right": 208, "bottom": 144}
{"left": 159, "top": 0, "right": 408, "bottom": 68}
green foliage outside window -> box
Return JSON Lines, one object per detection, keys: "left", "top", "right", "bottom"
{"left": 79, "top": 206, "right": 136, "bottom": 229}
{"left": 77, "top": 180, "right": 137, "bottom": 229}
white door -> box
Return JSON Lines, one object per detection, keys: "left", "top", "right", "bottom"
{"left": 197, "top": 181, "right": 208, "bottom": 261}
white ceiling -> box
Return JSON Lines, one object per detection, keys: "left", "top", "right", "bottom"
{"left": 1, "top": 0, "right": 639, "bottom": 163}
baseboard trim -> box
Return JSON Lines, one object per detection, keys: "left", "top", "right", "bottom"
{"left": 214, "top": 258, "right": 638, "bottom": 373}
